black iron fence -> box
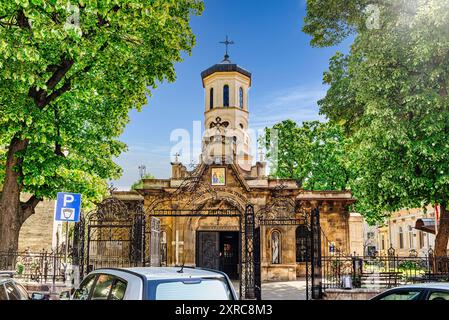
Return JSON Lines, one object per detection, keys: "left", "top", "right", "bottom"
{"left": 322, "top": 248, "right": 449, "bottom": 291}
{"left": 0, "top": 250, "right": 67, "bottom": 284}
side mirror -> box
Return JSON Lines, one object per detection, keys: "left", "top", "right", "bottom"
{"left": 59, "top": 291, "right": 71, "bottom": 300}
{"left": 31, "top": 292, "right": 47, "bottom": 300}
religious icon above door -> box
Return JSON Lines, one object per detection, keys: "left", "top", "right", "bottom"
{"left": 211, "top": 168, "right": 226, "bottom": 186}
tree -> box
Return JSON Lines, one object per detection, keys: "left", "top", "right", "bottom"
{"left": 0, "top": 1, "right": 203, "bottom": 252}
{"left": 304, "top": 0, "right": 449, "bottom": 258}
{"left": 264, "top": 120, "right": 349, "bottom": 191}
{"left": 131, "top": 173, "right": 155, "bottom": 190}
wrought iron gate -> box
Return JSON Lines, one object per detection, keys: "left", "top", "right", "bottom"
{"left": 254, "top": 226, "right": 261, "bottom": 300}
{"left": 309, "top": 207, "right": 322, "bottom": 300}
{"left": 251, "top": 206, "right": 323, "bottom": 300}
{"left": 146, "top": 217, "right": 161, "bottom": 266}
{"left": 241, "top": 204, "right": 256, "bottom": 300}
{"left": 73, "top": 198, "right": 323, "bottom": 300}
{"left": 73, "top": 198, "right": 146, "bottom": 279}
{"left": 145, "top": 208, "right": 256, "bottom": 300}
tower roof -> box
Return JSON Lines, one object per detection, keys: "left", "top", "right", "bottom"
{"left": 201, "top": 57, "right": 252, "bottom": 87}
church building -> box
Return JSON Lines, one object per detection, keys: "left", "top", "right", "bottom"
{"left": 114, "top": 51, "right": 363, "bottom": 282}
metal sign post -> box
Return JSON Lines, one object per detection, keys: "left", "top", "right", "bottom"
{"left": 54, "top": 192, "right": 82, "bottom": 286}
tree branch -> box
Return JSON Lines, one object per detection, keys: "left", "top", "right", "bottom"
{"left": 17, "top": 9, "right": 31, "bottom": 29}
{"left": 20, "top": 195, "right": 43, "bottom": 223}
{"left": 46, "top": 59, "right": 74, "bottom": 91}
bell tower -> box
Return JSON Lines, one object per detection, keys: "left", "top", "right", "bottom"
{"left": 200, "top": 38, "right": 253, "bottom": 171}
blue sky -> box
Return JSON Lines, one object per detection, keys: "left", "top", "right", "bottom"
{"left": 112, "top": 0, "right": 352, "bottom": 190}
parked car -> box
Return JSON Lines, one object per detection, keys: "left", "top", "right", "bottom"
{"left": 64, "top": 267, "right": 238, "bottom": 300}
{"left": 0, "top": 271, "right": 48, "bottom": 300}
{"left": 371, "top": 283, "right": 449, "bottom": 301}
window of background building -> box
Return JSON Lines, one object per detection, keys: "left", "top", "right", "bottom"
{"left": 408, "top": 226, "right": 414, "bottom": 249}
{"left": 399, "top": 227, "right": 404, "bottom": 249}
{"left": 419, "top": 231, "right": 424, "bottom": 249}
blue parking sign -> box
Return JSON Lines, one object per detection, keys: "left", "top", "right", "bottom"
{"left": 54, "top": 192, "right": 81, "bottom": 222}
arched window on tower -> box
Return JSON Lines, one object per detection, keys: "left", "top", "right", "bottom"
{"left": 223, "top": 85, "right": 229, "bottom": 107}
{"left": 239, "top": 87, "right": 244, "bottom": 109}
{"left": 296, "top": 225, "right": 311, "bottom": 263}
{"left": 210, "top": 88, "right": 214, "bottom": 110}
{"left": 271, "top": 230, "right": 281, "bottom": 264}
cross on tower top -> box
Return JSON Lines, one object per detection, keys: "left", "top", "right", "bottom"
{"left": 219, "top": 35, "right": 234, "bottom": 61}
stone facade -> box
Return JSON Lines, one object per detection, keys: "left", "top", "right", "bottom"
{"left": 114, "top": 55, "right": 363, "bottom": 281}
{"left": 18, "top": 195, "right": 56, "bottom": 252}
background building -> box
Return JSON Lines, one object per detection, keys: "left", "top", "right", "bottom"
{"left": 18, "top": 195, "right": 61, "bottom": 253}
{"left": 376, "top": 206, "right": 439, "bottom": 257}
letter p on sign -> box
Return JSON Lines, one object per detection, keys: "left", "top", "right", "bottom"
{"left": 63, "top": 194, "right": 75, "bottom": 207}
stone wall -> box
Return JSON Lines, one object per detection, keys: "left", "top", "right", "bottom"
{"left": 348, "top": 213, "right": 364, "bottom": 256}
{"left": 18, "top": 197, "right": 55, "bottom": 252}
{"left": 323, "top": 289, "right": 384, "bottom": 300}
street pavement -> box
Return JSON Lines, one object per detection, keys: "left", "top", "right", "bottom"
{"left": 232, "top": 280, "right": 307, "bottom": 300}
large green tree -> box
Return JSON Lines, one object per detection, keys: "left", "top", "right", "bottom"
{"left": 304, "top": 0, "right": 449, "bottom": 257}
{"left": 265, "top": 120, "right": 349, "bottom": 191}
{"left": 0, "top": 0, "right": 203, "bottom": 252}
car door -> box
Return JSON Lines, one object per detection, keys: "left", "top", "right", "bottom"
{"left": 4, "top": 281, "right": 28, "bottom": 300}
{"left": 373, "top": 288, "right": 425, "bottom": 301}
{"left": 108, "top": 278, "right": 127, "bottom": 300}
{"left": 89, "top": 273, "right": 128, "bottom": 300}
{"left": 90, "top": 274, "right": 116, "bottom": 300}
{"left": 73, "top": 274, "right": 97, "bottom": 300}
{"left": 13, "top": 282, "right": 30, "bottom": 300}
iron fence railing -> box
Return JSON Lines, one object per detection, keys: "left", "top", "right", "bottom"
{"left": 322, "top": 248, "right": 449, "bottom": 291}
{"left": 0, "top": 250, "right": 67, "bottom": 284}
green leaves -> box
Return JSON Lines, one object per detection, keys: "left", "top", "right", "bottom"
{"left": 307, "top": 0, "right": 449, "bottom": 223}
{"left": 131, "top": 173, "right": 155, "bottom": 191}
{"left": 0, "top": 1, "right": 203, "bottom": 208}
{"left": 265, "top": 120, "right": 349, "bottom": 191}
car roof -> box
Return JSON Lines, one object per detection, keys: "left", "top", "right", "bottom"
{"left": 391, "top": 283, "right": 449, "bottom": 290}
{"left": 0, "top": 271, "right": 15, "bottom": 284}
{"left": 119, "top": 267, "right": 226, "bottom": 281}
{"left": 0, "top": 277, "right": 14, "bottom": 285}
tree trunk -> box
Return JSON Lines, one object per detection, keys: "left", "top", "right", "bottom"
{"left": 434, "top": 203, "right": 449, "bottom": 272}
{"left": 0, "top": 137, "right": 29, "bottom": 253}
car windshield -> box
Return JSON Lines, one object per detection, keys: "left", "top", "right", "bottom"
{"left": 151, "top": 278, "right": 233, "bottom": 300}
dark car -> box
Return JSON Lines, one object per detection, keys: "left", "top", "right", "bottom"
{"left": 371, "top": 283, "right": 449, "bottom": 301}
{"left": 0, "top": 271, "right": 49, "bottom": 300}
